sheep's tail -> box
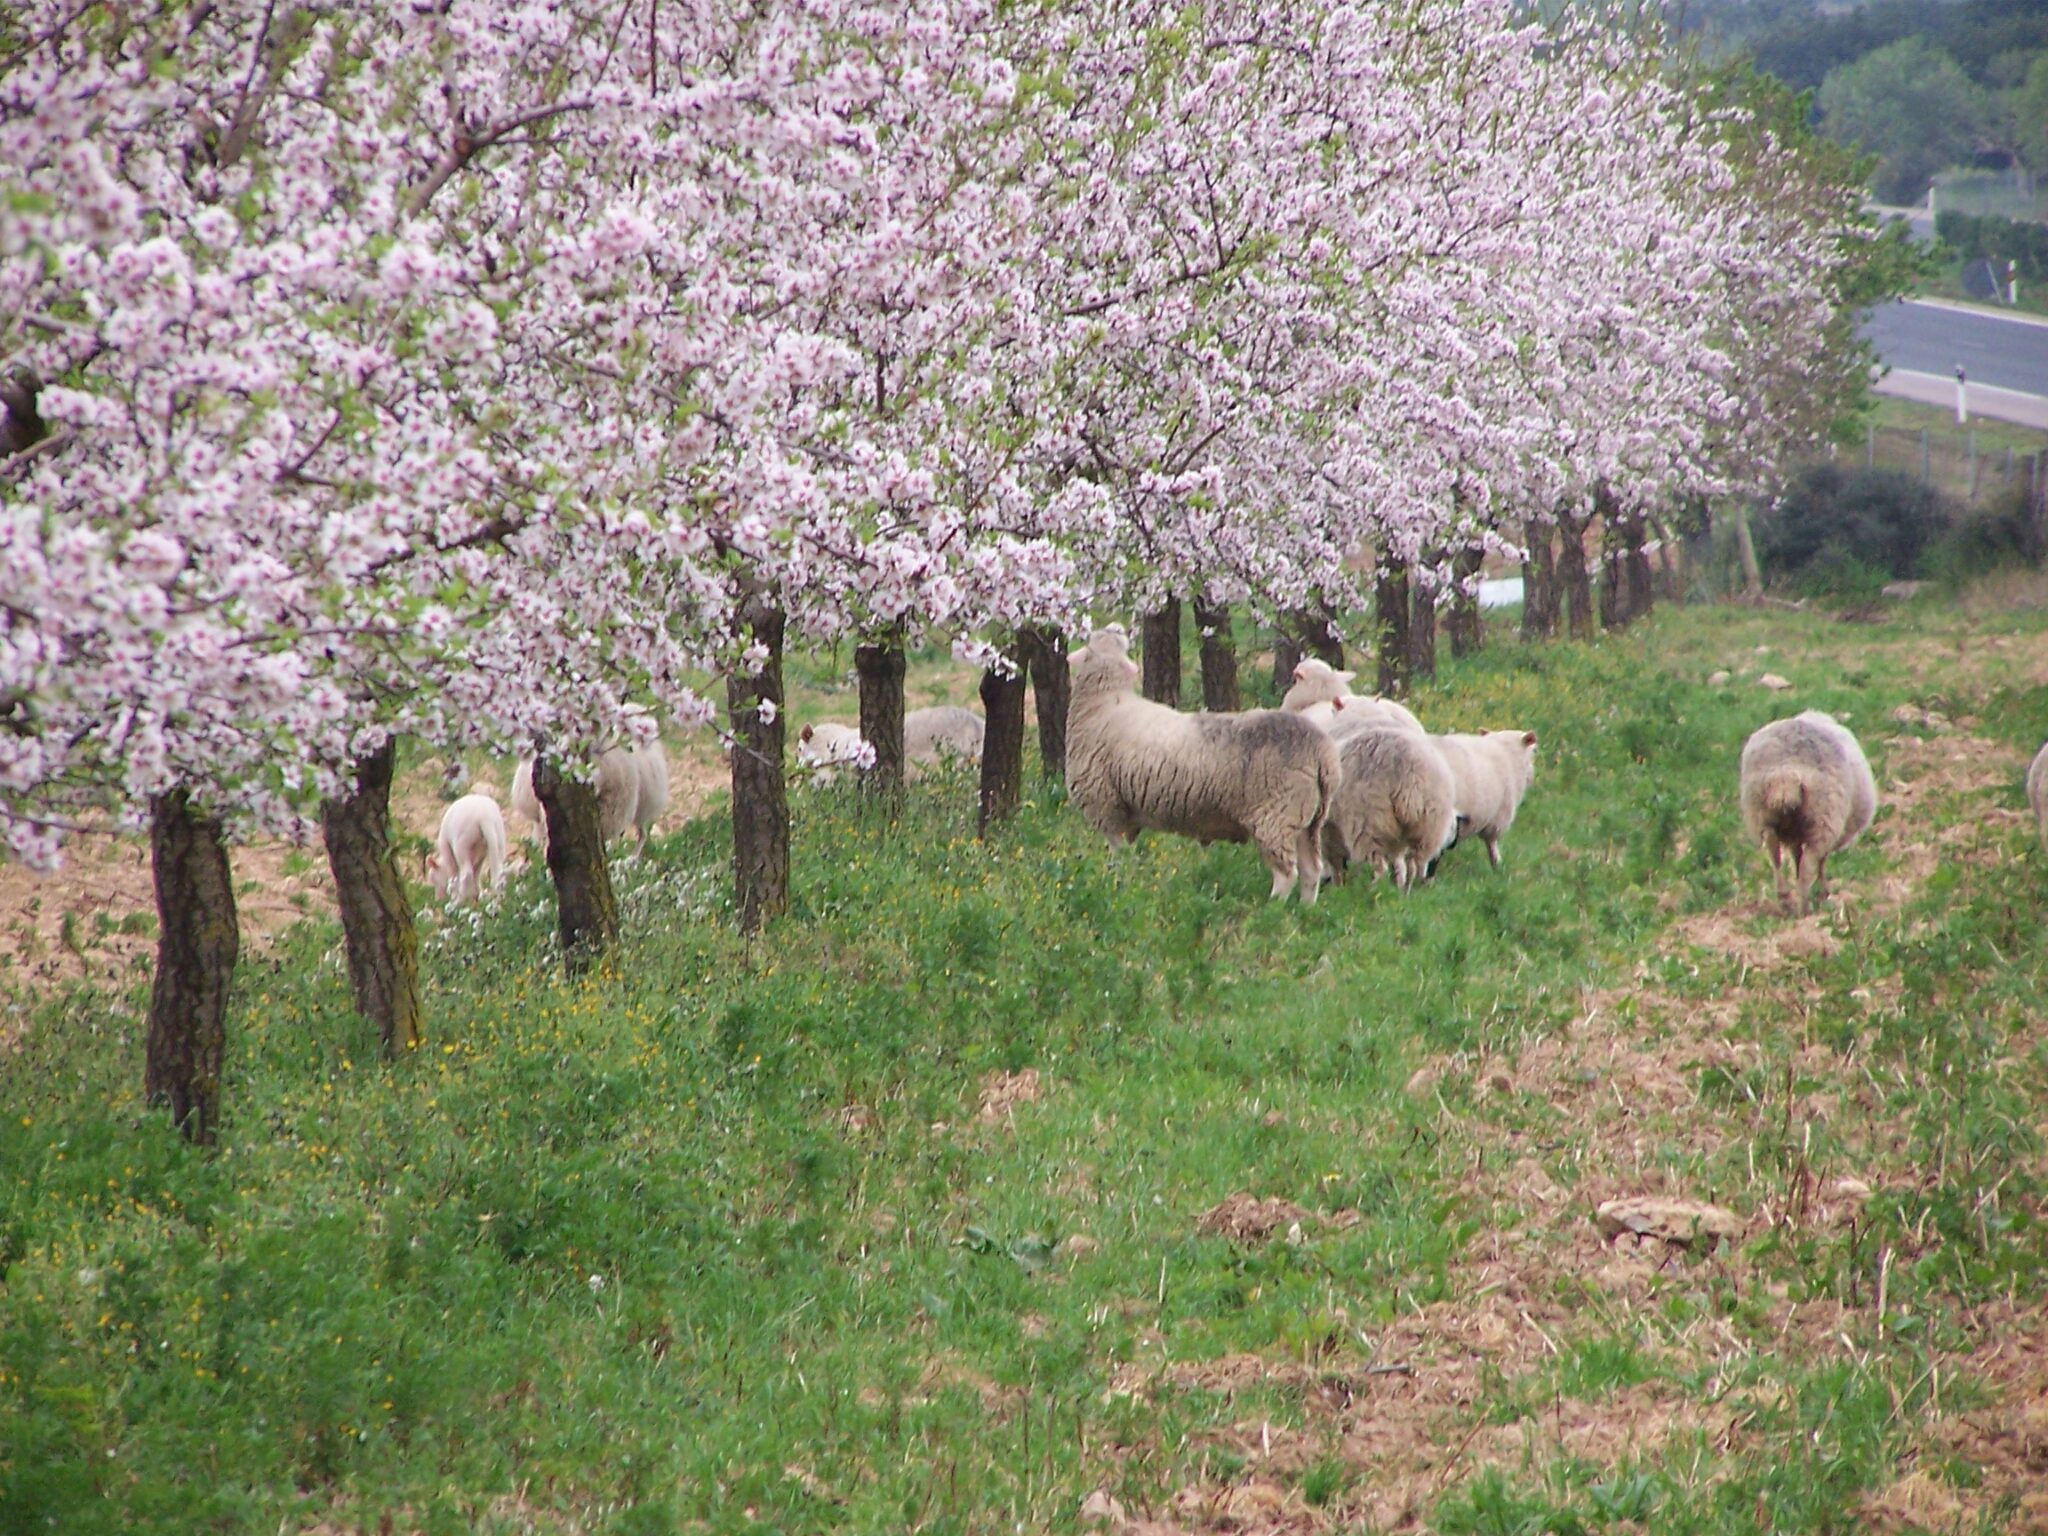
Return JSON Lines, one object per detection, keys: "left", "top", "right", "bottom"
{"left": 1758, "top": 768, "right": 1810, "bottom": 842}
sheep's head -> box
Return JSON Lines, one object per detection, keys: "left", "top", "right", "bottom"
{"left": 1071, "top": 629, "right": 1141, "bottom": 692}
{"left": 427, "top": 848, "right": 453, "bottom": 901}
{"left": 1281, "top": 658, "right": 1355, "bottom": 713}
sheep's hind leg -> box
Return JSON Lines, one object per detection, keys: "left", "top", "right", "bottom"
{"left": 1294, "top": 826, "right": 1324, "bottom": 906}
{"left": 1256, "top": 828, "right": 1300, "bottom": 903}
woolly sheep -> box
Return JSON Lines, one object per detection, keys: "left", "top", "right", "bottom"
{"left": 1279, "top": 658, "right": 1426, "bottom": 738}
{"left": 1066, "top": 630, "right": 1339, "bottom": 903}
{"left": 906, "top": 705, "right": 984, "bottom": 773}
{"left": 2031, "top": 742, "right": 2048, "bottom": 854}
{"left": 1738, "top": 709, "right": 1877, "bottom": 915}
{"left": 1430, "top": 730, "right": 1539, "bottom": 869}
{"left": 1324, "top": 728, "right": 1459, "bottom": 892}
{"left": 797, "top": 721, "right": 869, "bottom": 784}
{"left": 428, "top": 793, "right": 507, "bottom": 905}
{"left": 511, "top": 738, "right": 668, "bottom": 855}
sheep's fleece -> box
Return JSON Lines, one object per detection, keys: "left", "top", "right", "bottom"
{"left": 1738, "top": 709, "right": 1876, "bottom": 914}
{"left": 1325, "top": 728, "right": 1458, "bottom": 892}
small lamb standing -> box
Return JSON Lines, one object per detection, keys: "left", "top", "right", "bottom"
{"left": 1066, "top": 630, "right": 1339, "bottom": 903}
{"left": 1739, "top": 710, "right": 1877, "bottom": 914}
{"left": 2029, "top": 742, "right": 2048, "bottom": 854}
{"left": 1325, "top": 728, "right": 1459, "bottom": 891}
{"left": 429, "top": 793, "right": 507, "bottom": 905}
{"left": 511, "top": 738, "right": 668, "bottom": 855}
{"left": 1430, "top": 730, "right": 1539, "bottom": 869}
{"left": 1280, "top": 659, "right": 1426, "bottom": 738}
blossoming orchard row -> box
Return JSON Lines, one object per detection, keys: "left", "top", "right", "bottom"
{"left": 1, "top": 2, "right": 1874, "bottom": 1137}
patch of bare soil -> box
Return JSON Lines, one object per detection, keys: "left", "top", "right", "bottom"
{"left": 1195, "top": 1194, "right": 1312, "bottom": 1244}
{"left": 976, "top": 1067, "right": 1045, "bottom": 1125}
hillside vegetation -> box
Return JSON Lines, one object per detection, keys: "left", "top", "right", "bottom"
{"left": 6, "top": 598, "right": 2048, "bottom": 1534}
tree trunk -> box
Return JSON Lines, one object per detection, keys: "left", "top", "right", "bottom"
{"left": 1020, "top": 626, "right": 1069, "bottom": 780}
{"left": 1625, "top": 518, "right": 1657, "bottom": 624}
{"left": 146, "top": 791, "right": 239, "bottom": 1145}
{"left": 855, "top": 636, "right": 907, "bottom": 802}
{"left": 320, "top": 739, "right": 423, "bottom": 1058}
{"left": 727, "top": 597, "right": 790, "bottom": 935}
{"left": 534, "top": 750, "right": 621, "bottom": 968}
{"left": 1194, "top": 598, "right": 1239, "bottom": 712}
{"left": 1271, "top": 628, "right": 1302, "bottom": 698}
{"left": 1557, "top": 508, "right": 1596, "bottom": 641}
{"left": 1447, "top": 546, "right": 1486, "bottom": 658}
{"left": 1375, "top": 562, "right": 1412, "bottom": 698}
{"left": 1729, "top": 502, "right": 1763, "bottom": 599}
{"left": 978, "top": 645, "right": 1028, "bottom": 833}
{"left": 1521, "top": 519, "right": 1558, "bottom": 641}
{"left": 1140, "top": 599, "right": 1182, "bottom": 707}
{"left": 1409, "top": 563, "right": 1438, "bottom": 683}
{"left": 1300, "top": 606, "right": 1345, "bottom": 668}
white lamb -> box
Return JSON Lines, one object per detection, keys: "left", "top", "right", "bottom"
{"left": 1279, "top": 659, "right": 1426, "bottom": 739}
{"left": 797, "top": 721, "right": 869, "bottom": 784}
{"left": 428, "top": 793, "right": 507, "bottom": 905}
{"left": 1430, "top": 730, "right": 1539, "bottom": 869}
{"left": 1066, "top": 630, "right": 1339, "bottom": 903}
{"left": 2031, "top": 742, "right": 2048, "bottom": 854}
{"left": 1325, "top": 728, "right": 1459, "bottom": 892}
{"left": 1739, "top": 710, "right": 1877, "bottom": 914}
{"left": 511, "top": 738, "right": 668, "bottom": 855}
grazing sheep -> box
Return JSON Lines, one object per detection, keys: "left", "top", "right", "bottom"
{"left": 1325, "top": 728, "right": 1459, "bottom": 892}
{"left": 1738, "top": 710, "right": 1877, "bottom": 914}
{"left": 511, "top": 738, "right": 668, "bottom": 854}
{"left": 1430, "top": 730, "right": 1539, "bottom": 869}
{"left": 1066, "top": 630, "right": 1339, "bottom": 903}
{"left": 906, "top": 705, "right": 984, "bottom": 775}
{"left": 429, "top": 793, "right": 507, "bottom": 905}
{"left": 2031, "top": 742, "right": 2048, "bottom": 854}
{"left": 1280, "top": 659, "right": 1426, "bottom": 738}
{"left": 797, "top": 721, "right": 869, "bottom": 784}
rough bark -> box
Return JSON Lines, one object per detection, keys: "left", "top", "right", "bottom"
{"left": 1271, "top": 628, "right": 1302, "bottom": 698}
{"left": 146, "top": 791, "right": 239, "bottom": 1145}
{"left": 727, "top": 596, "right": 790, "bottom": 934}
{"left": 855, "top": 637, "right": 907, "bottom": 802}
{"left": 1140, "top": 599, "right": 1182, "bottom": 707}
{"left": 1521, "top": 519, "right": 1558, "bottom": 641}
{"left": 1019, "top": 626, "right": 1069, "bottom": 780}
{"left": 1375, "top": 563, "right": 1412, "bottom": 698}
{"left": 1447, "top": 546, "right": 1486, "bottom": 658}
{"left": 1, "top": 366, "right": 45, "bottom": 459}
{"left": 534, "top": 750, "right": 620, "bottom": 968}
{"left": 1625, "top": 522, "right": 1657, "bottom": 623}
{"left": 1729, "top": 503, "right": 1763, "bottom": 599}
{"left": 1194, "top": 598, "right": 1240, "bottom": 713}
{"left": 1300, "top": 606, "right": 1346, "bottom": 668}
{"left": 978, "top": 646, "right": 1028, "bottom": 833}
{"left": 320, "top": 739, "right": 423, "bottom": 1058}
{"left": 1557, "top": 506, "right": 1596, "bottom": 641}
{"left": 1409, "top": 564, "right": 1438, "bottom": 683}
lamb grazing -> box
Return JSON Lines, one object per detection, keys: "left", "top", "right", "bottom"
{"left": 429, "top": 793, "right": 507, "bottom": 905}
{"left": 905, "top": 705, "right": 984, "bottom": 776}
{"left": 1066, "top": 629, "right": 1339, "bottom": 903}
{"left": 1325, "top": 728, "right": 1459, "bottom": 892}
{"left": 2031, "top": 742, "right": 2048, "bottom": 854}
{"left": 511, "top": 738, "right": 668, "bottom": 855}
{"left": 797, "top": 721, "right": 869, "bottom": 784}
{"left": 1280, "top": 658, "right": 1426, "bottom": 738}
{"left": 1430, "top": 730, "right": 1539, "bottom": 869}
{"left": 1738, "top": 710, "right": 1877, "bottom": 915}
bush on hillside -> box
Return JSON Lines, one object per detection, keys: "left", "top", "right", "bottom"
{"left": 1755, "top": 463, "right": 1954, "bottom": 594}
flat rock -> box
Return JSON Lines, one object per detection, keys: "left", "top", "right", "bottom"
{"left": 1595, "top": 1196, "right": 1744, "bottom": 1249}
{"left": 1881, "top": 580, "right": 1932, "bottom": 600}
{"left": 1707, "top": 669, "right": 1731, "bottom": 686}
{"left": 1757, "top": 673, "right": 1792, "bottom": 691}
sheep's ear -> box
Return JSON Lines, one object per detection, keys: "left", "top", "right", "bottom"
{"left": 1124, "top": 658, "right": 1141, "bottom": 682}
{"left": 1331, "top": 696, "right": 1347, "bottom": 711}
{"left": 799, "top": 724, "right": 814, "bottom": 742}
{"left": 1337, "top": 669, "right": 1356, "bottom": 684}
{"left": 1292, "top": 661, "right": 1307, "bottom": 681}
{"left": 1522, "top": 732, "right": 1538, "bottom": 748}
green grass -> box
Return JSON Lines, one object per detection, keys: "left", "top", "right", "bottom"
{"left": 7, "top": 594, "right": 2048, "bottom": 1533}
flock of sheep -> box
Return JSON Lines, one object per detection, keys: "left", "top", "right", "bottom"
{"left": 420, "top": 625, "right": 2048, "bottom": 920}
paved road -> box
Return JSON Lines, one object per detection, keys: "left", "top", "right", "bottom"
{"left": 1858, "top": 299, "right": 2048, "bottom": 397}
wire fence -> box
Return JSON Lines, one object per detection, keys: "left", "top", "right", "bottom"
{"left": 1856, "top": 423, "right": 2048, "bottom": 510}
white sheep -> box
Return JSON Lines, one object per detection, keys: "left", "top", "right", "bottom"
{"left": 1738, "top": 710, "right": 1876, "bottom": 914}
{"left": 797, "top": 721, "right": 869, "bottom": 784}
{"left": 1325, "top": 728, "right": 1459, "bottom": 892}
{"left": 1067, "top": 630, "right": 1339, "bottom": 903}
{"left": 906, "top": 705, "right": 984, "bottom": 776}
{"left": 2031, "top": 742, "right": 2048, "bottom": 854}
{"left": 511, "top": 738, "right": 668, "bottom": 855}
{"left": 428, "top": 793, "right": 507, "bottom": 905}
{"left": 1279, "top": 659, "right": 1426, "bottom": 738}
{"left": 1430, "top": 730, "right": 1539, "bottom": 869}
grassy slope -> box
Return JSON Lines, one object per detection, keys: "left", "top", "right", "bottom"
{"left": 5, "top": 598, "right": 2048, "bottom": 1535}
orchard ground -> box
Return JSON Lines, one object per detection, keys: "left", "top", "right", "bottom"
{"left": 5, "top": 592, "right": 2048, "bottom": 1534}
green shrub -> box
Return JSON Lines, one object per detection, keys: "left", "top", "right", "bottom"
{"left": 1754, "top": 463, "right": 1953, "bottom": 591}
